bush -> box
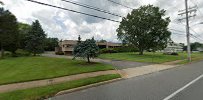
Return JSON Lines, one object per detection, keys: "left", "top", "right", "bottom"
{"left": 55, "top": 51, "right": 64, "bottom": 55}
{"left": 114, "top": 46, "right": 138, "bottom": 53}
{"left": 99, "top": 48, "right": 118, "bottom": 54}
{"left": 16, "top": 49, "right": 31, "bottom": 56}
{"left": 99, "top": 46, "right": 139, "bottom": 54}
{"left": 171, "top": 52, "right": 179, "bottom": 55}
{"left": 163, "top": 52, "right": 179, "bottom": 56}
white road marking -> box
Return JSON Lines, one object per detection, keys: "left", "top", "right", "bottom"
{"left": 163, "top": 74, "right": 203, "bottom": 100}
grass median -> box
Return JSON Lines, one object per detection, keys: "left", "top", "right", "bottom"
{"left": 0, "top": 56, "right": 114, "bottom": 85}
{"left": 0, "top": 74, "right": 121, "bottom": 100}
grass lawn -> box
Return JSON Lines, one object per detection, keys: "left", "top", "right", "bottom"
{"left": 178, "top": 53, "right": 203, "bottom": 64}
{"left": 0, "top": 56, "right": 114, "bottom": 85}
{"left": 99, "top": 52, "right": 203, "bottom": 63}
{"left": 0, "top": 74, "right": 121, "bottom": 100}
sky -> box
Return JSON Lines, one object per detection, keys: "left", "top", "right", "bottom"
{"left": 1, "top": 0, "right": 203, "bottom": 44}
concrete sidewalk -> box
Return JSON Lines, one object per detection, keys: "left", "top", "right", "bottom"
{"left": 121, "top": 64, "right": 179, "bottom": 78}
{"left": 0, "top": 70, "right": 118, "bottom": 93}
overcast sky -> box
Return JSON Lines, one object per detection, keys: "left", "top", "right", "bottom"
{"left": 1, "top": 0, "right": 203, "bottom": 43}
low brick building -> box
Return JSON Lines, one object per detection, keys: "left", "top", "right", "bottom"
{"left": 55, "top": 40, "right": 122, "bottom": 55}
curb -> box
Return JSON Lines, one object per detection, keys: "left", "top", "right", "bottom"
{"left": 55, "top": 78, "right": 123, "bottom": 96}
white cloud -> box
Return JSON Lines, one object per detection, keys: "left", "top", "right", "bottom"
{"left": 1, "top": 0, "right": 203, "bottom": 44}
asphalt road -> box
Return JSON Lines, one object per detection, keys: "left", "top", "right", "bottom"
{"left": 51, "top": 61, "right": 203, "bottom": 100}
{"left": 170, "top": 77, "right": 203, "bottom": 100}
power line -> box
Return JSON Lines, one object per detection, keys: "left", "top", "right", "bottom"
{"left": 107, "top": 0, "right": 133, "bottom": 10}
{"left": 61, "top": 0, "right": 123, "bottom": 18}
{"left": 27, "top": 0, "right": 120, "bottom": 23}
{"left": 168, "top": 28, "right": 202, "bottom": 41}
{"left": 169, "top": 28, "right": 185, "bottom": 33}
{"left": 190, "top": 34, "right": 203, "bottom": 41}
{"left": 189, "top": 27, "right": 203, "bottom": 40}
{"left": 190, "top": 0, "right": 203, "bottom": 17}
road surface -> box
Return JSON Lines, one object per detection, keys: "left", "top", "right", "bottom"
{"left": 51, "top": 61, "right": 203, "bottom": 100}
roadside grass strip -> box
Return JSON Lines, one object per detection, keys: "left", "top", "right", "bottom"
{"left": 0, "top": 74, "right": 121, "bottom": 100}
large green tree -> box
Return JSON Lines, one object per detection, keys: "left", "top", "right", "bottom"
{"left": 73, "top": 38, "right": 99, "bottom": 63}
{"left": 25, "top": 20, "right": 46, "bottom": 56}
{"left": 0, "top": 8, "right": 19, "bottom": 58}
{"left": 117, "top": 5, "right": 171, "bottom": 55}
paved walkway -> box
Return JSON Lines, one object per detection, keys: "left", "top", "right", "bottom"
{"left": 0, "top": 70, "right": 118, "bottom": 93}
{"left": 121, "top": 64, "right": 179, "bottom": 78}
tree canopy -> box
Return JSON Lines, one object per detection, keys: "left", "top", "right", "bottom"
{"left": 0, "top": 8, "right": 19, "bottom": 57}
{"left": 99, "top": 39, "right": 107, "bottom": 43}
{"left": 191, "top": 42, "right": 203, "bottom": 51}
{"left": 0, "top": 1, "right": 3, "bottom": 5}
{"left": 25, "top": 20, "right": 46, "bottom": 56}
{"left": 117, "top": 5, "right": 171, "bottom": 55}
{"left": 44, "top": 37, "right": 59, "bottom": 51}
{"left": 18, "top": 23, "right": 31, "bottom": 49}
{"left": 73, "top": 38, "right": 99, "bottom": 63}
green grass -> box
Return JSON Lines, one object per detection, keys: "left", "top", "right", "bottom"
{"left": 99, "top": 52, "right": 203, "bottom": 63}
{"left": 178, "top": 53, "right": 203, "bottom": 64}
{"left": 0, "top": 74, "right": 121, "bottom": 100}
{"left": 0, "top": 56, "right": 114, "bottom": 85}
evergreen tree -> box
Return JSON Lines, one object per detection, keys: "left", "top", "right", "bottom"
{"left": 18, "top": 22, "right": 31, "bottom": 49}
{"left": 26, "top": 20, "right": 46, "bottom": 56}
{"left": 0, "top": 8, "right": 19, "bottom": 58}
{"left": 73, "top": 38, "right": 99, "bottom": 63}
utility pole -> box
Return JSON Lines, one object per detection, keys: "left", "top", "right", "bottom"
{"left": 185, "top": 0, "right": 191, "bottom": 62}
{"left": 178, "top": 0, "right": 197, "bottom": 62}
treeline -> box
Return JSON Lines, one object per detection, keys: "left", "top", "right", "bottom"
{"left": 183, "top": 42, "right": 203, "bottom": 51}
{"left": 0, "top": 8, "right": 58, "bottom": 58}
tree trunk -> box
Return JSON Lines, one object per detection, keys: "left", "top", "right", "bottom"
{"left": 139, "top": 49, "right": 144, "bottom": 55}
{"left": 11, "top": 51, "right": 17, "bottom": 57}
{"left": 33, "top": 52, "right": 36, "bottom": 56}
{"left": 0, "top": 43, "right": 4, "bottom": 59}
{"left": 0, "top": 48, "right": 4, "bottom": 59}
{"left": 87, "top": 55, "right": 90, "bottom": 63}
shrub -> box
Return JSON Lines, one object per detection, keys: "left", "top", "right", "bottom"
{"left": 99, "top": 46, "right": 139, "bottom": 54}
{"left": 16, "top": 49, "right": 31, "bottom": 56}
{"left": 55, "top": 51, "right": 64, "bottom": 55}
{"left": 4, "top": 52, "right": 11, "bottom": 57}
{"left": 171, "top": 52, "right": 179, "bottom": 55}
{"left": 163, "top": 52, "right": 179, "bottom": 56}
{"left": 99, "top": 48, "right": 118, "bottom": 54}
{"left": 114, "top": 46, "right": 138, "bottom": 53}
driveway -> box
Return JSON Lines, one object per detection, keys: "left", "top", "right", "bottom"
{"left": 42, "top": 52, "right": 151, "bottom": 70}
